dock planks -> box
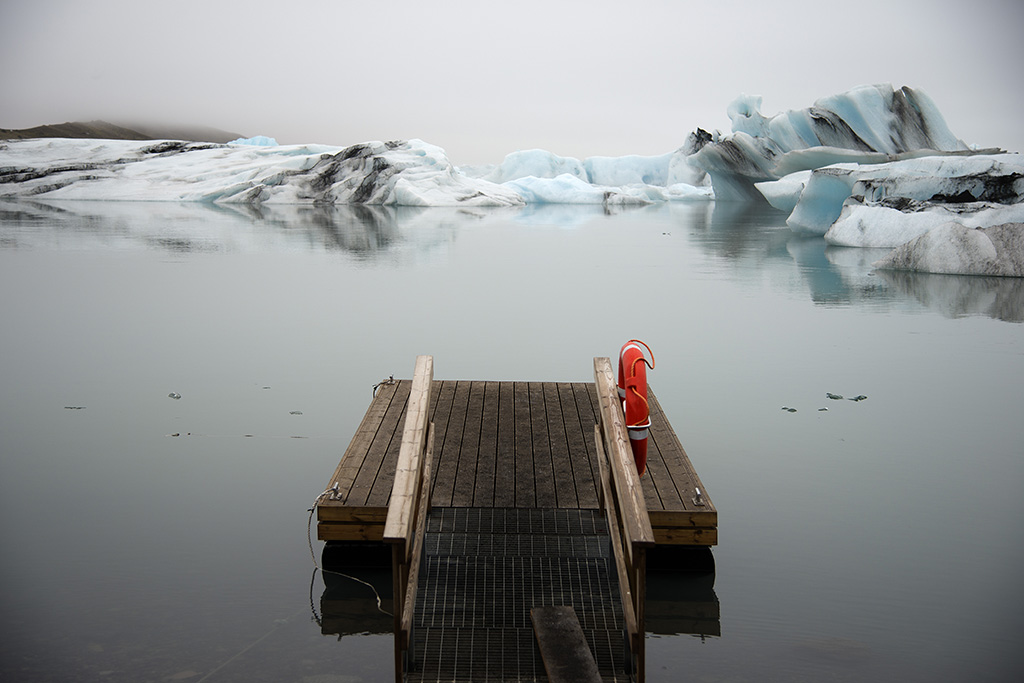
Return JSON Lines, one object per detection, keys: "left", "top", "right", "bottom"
{"left": 317, "top": 379, "right": 717, "bottom": 546}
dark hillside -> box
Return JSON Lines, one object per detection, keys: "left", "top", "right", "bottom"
{"left": 0, "top": 120, "right": 244, "bottom": 143}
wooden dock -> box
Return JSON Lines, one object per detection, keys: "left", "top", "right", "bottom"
{"left": 316, "top": 375, "right": 716, "bottom": 547}
{"left": 316, "top": 356, "right": 717, "bottom": 682}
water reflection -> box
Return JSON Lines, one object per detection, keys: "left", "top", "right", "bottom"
{"left": 2, "top": 198, "right": 1021, "bottom": 321}
{"left": 646, "top": 572, "right": 720, "bottom": 639}
{"left": 0, "top": 200, "right": 424, "bottom": 257}
{"left": 647, "top": 547, "right": 720, "bottom": 639}
{"left": 315, "top": 545, "right": 722, "bottom": 645}
{"left": 877, "top": 269, "right": 1024, "bottom": 323}
{"left": 316, "top": 568, "right": 394, "bottom": 638}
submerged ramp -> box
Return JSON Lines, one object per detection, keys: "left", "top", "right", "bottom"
{"left": 409, "top": 507, "right": 629, "bottom": 682}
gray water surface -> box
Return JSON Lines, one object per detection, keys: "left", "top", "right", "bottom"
{"left": 1, "top": 200, "right": 1021, "bottom": 682}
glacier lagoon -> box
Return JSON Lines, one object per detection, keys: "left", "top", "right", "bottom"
{"left": 1, "top": 200, "right": 1022, "bottom": 682}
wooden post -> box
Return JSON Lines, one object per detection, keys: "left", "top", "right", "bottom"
{"left": 383, "top": 355, "right": 434, "bottom": 682}
{"left": 593, "top": 357, "right": 655, "bottom": 681}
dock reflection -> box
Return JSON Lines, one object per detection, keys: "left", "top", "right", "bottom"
{"left": 315, "top": 543, "right": 722, "bottom": 640}
{"left": 646, "top": 546, "right": 721, "bottom": 638}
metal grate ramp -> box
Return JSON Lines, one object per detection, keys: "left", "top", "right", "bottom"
{"left": 407, "top": 508, "right": 631, "bottom": 683}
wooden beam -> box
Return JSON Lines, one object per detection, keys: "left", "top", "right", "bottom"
{"left": 316, "top": 522, "right": 384, "bottom": 542}
{"left": 651, "top": 526, "right": 719, "bottom": 546}
{"left": 593, "top": 357, "right": 655, "bottom": 558}
{"left": 316, "top": 505, "right": 389, "bottom": 523}
{"left": 400, "top": 421, "right": 434, "bottom": 650}
{"left": 531, "top": 606, "right": 602, "bottom": 683}
{"left": 383, "top": 355, "right": 434, "bottom": 555}
{"left": 595, "top": 426, "right": 640, "bottom": 651}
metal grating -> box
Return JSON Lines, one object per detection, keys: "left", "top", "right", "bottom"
{"left": 407, "top": 508, "right": 631, "bottom": 683}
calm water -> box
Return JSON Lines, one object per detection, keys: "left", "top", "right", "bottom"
{"left": 1, "top": 199, "right": 1022, "bottom": 682}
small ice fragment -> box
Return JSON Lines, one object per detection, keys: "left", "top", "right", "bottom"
{"left": 818, "top": 407, "right": 828, "bottom": 412}
{"left": 848, "top": 395, "right": 868, "bottom": 402}
{"left": 289, "top": 410, "right": 303, "bottom": 415}
{"left": 826, "top": 393, "right": 843, "bottom": 400}
{"left": 168, "top": 392, "right": 181, "bottom": 400}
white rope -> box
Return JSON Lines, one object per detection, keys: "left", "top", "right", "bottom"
{"left": 307, "top": 486, "right": 393, "bottom": 618}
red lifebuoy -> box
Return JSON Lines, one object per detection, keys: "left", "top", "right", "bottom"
{"left": 617, "top": 340, "right": 654, "bottom": 476}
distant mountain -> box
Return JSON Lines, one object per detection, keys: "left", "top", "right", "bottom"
{"left": 0, "top": 120, "right": 244, "bottom": 143}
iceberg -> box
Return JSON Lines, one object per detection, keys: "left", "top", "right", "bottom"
{"left": 689, "top": 84, "right": 970, "bottom": 201}
{"left": 482, "top": 149, "right": 588, "bottom": 184}
{"left": 872, "top": 222, "right": 1024, "bottom": 277}
{"left": 780, "top": 153, "right": 1024, "bottom": 242}
{"left": 229, "top": 135, "right": 278, "bottom": 146}
{"left": 0, "top": 138, "right": 524, "bottom": 206}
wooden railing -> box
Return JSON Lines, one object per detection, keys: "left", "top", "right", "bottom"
{"left": 383, "top": 355, "right": 435, "bottom": 681}
{"left": 593, "top": 356, "right": 656, "bottom": 682}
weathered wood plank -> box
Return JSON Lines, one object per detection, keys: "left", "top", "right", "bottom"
{"left": 432, "top": 380, "right": 471, "bottom": 507}
{"left": 320, "top": 379, "right": 400, "bottom": 502}
{"left": 639, "top": 425, "right": 680, "bottom": 513}
{"left": 452, "top": 381, "right": 485, "bottom": 507}
{"left": 425, "top": 380, "right": 457, "bottom": 507}
{"left": 594, "top": 426, "right": 640, "bottom": 651}
{"left": 593, "top": 357, "right": 656, "bottom": 558}
{"left": 328, "top": 380, "right": 409, "bottom": 508}
{"left": 544, "top": 382, "right": 578, "bottom": 509}
{"left": 383, "top": 355, "right": 434, "bottom": 553}
{"left": 316, "top": 506, "right": 388, "bottom": 523}
{"left": 399, "top": 422, "right": 435, "bottom": 649}
{"left": 648, "top": 507, "right": 718, "bottom": 527}
{"left": 316, "top": 521, "right": 385, "bottom": 542}
{"left": 558, "top": 383, "right": 590, "bottom": 507}
{"left": 493, "top": 380, "right": 516, "bottom": 507}
{"left": 531, "top": 606, "right": 601, "bottom": 683}
{"left": 647, "top": 390, "right": 716, "bottom": 518}
{"left": 651, "top": 526, "right": 719, "bottom": 546}
{"left": 346, "top": 380, "right": 411, "bottom": 507}
{"left": 513, "top": 382, "right": 535, "bottom": 508}
{"left": 472, "top": 381, "right": 499, "bottom": 507}
{"left": 531, "top": 382, "right": 557, "bottom": 508}
{"left": 565, "top": 382, "right": 600, "bottom": 509}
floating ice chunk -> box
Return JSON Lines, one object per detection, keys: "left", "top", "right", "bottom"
{"left": 664, "top": 183, "right": 715, "bottom": 201}
{"left": 502, "top": 174, "right": 612, "bottom": 204}
{"left": 584, "top": 153, "right": 673, "bottom": 187}
{"left": 872, "top": 222, "right": 1024, "bottom": 277}
{"left": 484, "top": 149, "right": 587, "bottom": 183}
{"left": 229, "top": 135, "right": 278, "bottom": 146}
{"left": 825, "top": 201, "right": 1024, "bottom": 247}
{"left": 787, "top": 153, "right": 1024, "bottom": 237}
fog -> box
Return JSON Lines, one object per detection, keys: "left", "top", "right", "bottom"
{"left": 2, "top": 0, "right": 1023, "bottom": 164}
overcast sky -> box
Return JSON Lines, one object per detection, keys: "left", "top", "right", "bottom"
{"left": 2, "top": 0, "right": 1022, "bottom": 165}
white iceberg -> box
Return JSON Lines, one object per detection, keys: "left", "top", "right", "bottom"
{"left": 782, "top": 153, "right": 1024, "bottom": 240}
{"left": 480, "top": 137, "right": 710, "bottom": 194}
{"left": 229, "top": 135, "right": 278, "bottom": 146}
{"left": 690, "top": 84, "right": 970, "bottom": 201}
{"left": 824, "top": 200, "right": 1024, "bottom": 248}
{"left": 872, "top": 222, "right": 1024, "bottom": 277}
{"left": 482, "top": 149, "right": 588, "bottom": 184}
{"left": 0, "top": 138, "right": 524, "bottom": 207}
